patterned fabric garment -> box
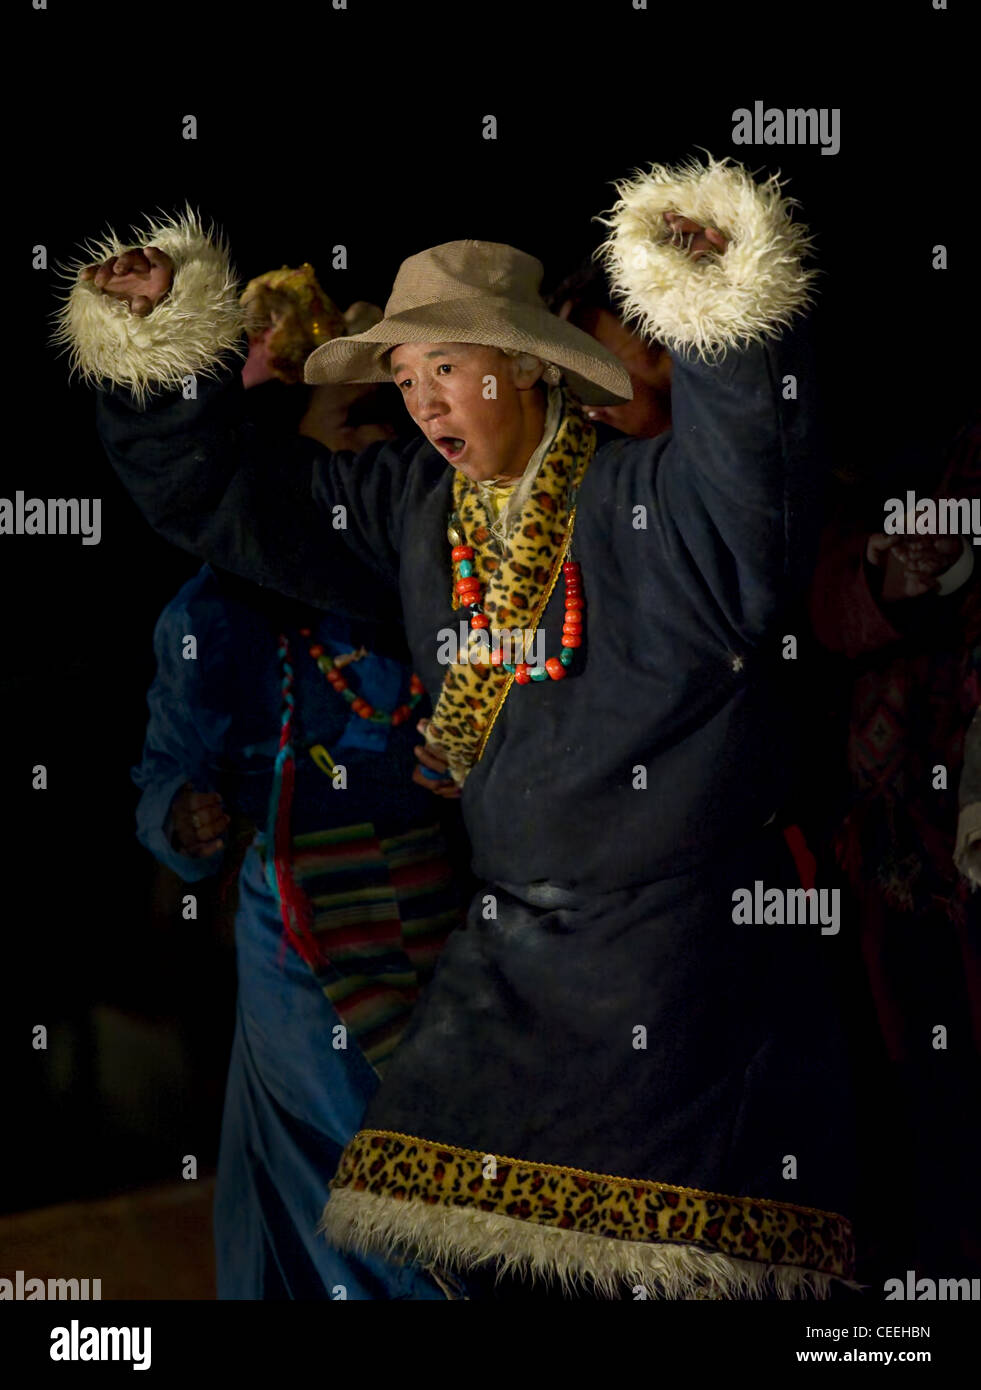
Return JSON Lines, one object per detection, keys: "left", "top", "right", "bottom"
{"left": 830, "top": 426, "right": 981, "bottom": 932}
{"left": 838, "top": 637, "right": 981, "bottom": 921}
{"left": 427, "top": 391, "right": 596, "bottom": 783}
{"left": 213, "top": 838, "right": 452, "bottom": 1300}
{"left": 809, "top": 423, "right": 981, "bottom": 1082}
{"left": 257, "top": 820, "right": 460, "bottom": 1075}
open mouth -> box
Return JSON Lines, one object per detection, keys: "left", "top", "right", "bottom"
{"left": 435, "top": 436, "right": 467, "bottom": 461}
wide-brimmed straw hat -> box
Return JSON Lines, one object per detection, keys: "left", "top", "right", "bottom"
{"left": 303, "top": 240, "right": 632, "bottom": 406}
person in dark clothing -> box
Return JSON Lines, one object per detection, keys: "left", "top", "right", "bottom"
{"left": 957, "top": 704, "right": 981, "bottom": 887}
{"left": 56, "top": 155, "right": 857, "bottom": 1298}
{"left": 549, "top": 256, "right": 673, "bottom": 440}
{"left": 551, "top": 261, "right": 981, "bottom": 1283}
{"left": 238, "top": 263, "right": 405, "bottom": 451}
{"left": 809, "top": 425, "right": 981, "bottom": 1277}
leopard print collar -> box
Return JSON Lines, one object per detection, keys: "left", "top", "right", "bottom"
{"left": 427, "top": 391, "right": 596, "bottom": 784}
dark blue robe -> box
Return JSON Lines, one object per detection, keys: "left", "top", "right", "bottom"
{"left": 102, "top": 327, "right": 857, "bottom": 1286}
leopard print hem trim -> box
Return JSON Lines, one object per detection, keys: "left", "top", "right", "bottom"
{"left": 324, "top": 1129, "right": 855, "bottom": 1283}
{"left": 321, "top": 1189, "right": 853, "bottom": 1299}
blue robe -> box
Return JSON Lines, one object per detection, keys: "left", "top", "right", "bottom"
{"left": 132, "top": 563, "right": 453, "bottom": 1298}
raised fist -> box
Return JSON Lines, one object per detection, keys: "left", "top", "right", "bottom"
{"left": 80, "top": 246, "right": 174, "bottom": 317}
{"left": 663, "top": 211, "right": 728, "bottom": 261}
{"left": 866, "top": 532, "right": 965, "bottom": 600}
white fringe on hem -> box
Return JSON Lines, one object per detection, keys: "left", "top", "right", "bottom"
{"left": 320, "top": 1188, "right": 858, "bottom": 1300}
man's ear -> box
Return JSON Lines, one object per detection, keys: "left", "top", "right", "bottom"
{"left": 508, "top": 351, "right": 545, "bottom": 390}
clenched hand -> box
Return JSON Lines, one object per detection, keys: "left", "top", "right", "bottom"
{"left": 80, "top": 246, "right": 174, "bottom": 317}
{"left": 168, "top": 783, "right": 230, "bottom": 857}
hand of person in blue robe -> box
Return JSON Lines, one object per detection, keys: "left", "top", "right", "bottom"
{"left": 168, "top": 781, "right": 230, "bottom": 856}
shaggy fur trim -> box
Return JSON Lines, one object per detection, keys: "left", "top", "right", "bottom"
{"left": 50, "top": 205, "right": 246, "bottom": 406}
{"left": 596, "top": 154, "right": 816, "bottom": 361}
{"left": 320, "top": 1189, "right": 860, "bottom": 1300}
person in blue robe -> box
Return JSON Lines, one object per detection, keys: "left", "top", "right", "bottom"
{"left": 133, "top": 561, "right": 466, "bottom": 1298}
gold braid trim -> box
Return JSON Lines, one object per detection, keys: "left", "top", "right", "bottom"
{"left": 474, "top": 502, "right": 580, "bottom": 763}
{"left": 323, "top": 1129, "right": 855, "bottom": 1288}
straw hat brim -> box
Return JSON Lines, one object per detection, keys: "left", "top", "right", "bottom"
{"left": 303, "top": 297, "right": 633, "bottom": 406}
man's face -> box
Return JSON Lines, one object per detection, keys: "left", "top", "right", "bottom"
{"left": 565, "top": 306, "right": 672, "bottom": 440}
{"left": 390, "top": 342, "right": 539, "bottom": 482}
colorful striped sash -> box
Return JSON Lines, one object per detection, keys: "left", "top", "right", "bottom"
{"left": 259, "top": 821, "right": 460, "bottom": 1074}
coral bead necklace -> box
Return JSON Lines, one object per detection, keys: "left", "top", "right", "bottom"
{"left": 298, "top": 627, "right": 425, "bottom": 725}
{"left": 450, "top": 536, "right": 584, "bottom": 684}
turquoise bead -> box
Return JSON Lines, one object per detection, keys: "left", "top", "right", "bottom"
{"left": 559, "top": 651, "right": 573, "bottom": 667}
{"left": 458, "top": 559, "right": 474, "bottom": 578}
{"left": 530, "top": 668, "right": 548, "bottom": 682}
{"left": 342, "top": 689, "right": 356, "bottom": 702}
{"left": 503, "top": 662, "right": 515, "bottom": 673}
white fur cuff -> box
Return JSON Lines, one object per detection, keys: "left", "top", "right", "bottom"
{"left": 51, "top": 206, "right": 246, "bottom": 406}
{"left": 597, "top": 154, "right": 816, "bottom": 360}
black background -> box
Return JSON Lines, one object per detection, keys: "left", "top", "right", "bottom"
{"left": 4, "top": 0, "right": 977, "bottom": 1292}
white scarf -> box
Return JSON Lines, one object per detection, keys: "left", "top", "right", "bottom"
{"left": 474, "top": 385, "right": 564, "bottom": 547}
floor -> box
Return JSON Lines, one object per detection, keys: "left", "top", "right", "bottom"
{"left": 0, "top": 1178, "right": 216, "bottom": 1300}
